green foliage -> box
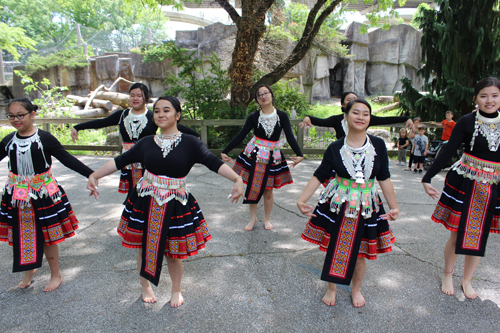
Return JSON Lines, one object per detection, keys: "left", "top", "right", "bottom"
{"left": 265, "top": 2, "right": 348, "bottom": 57}
{"left": 15, "top": 71, "right": 74, "bottom": 118}
{"left": 26, "top": 47, "right": 90, "bottom": 74}
{"left": 360, "top": 0, "right": 405, "bottom": 32}
{"left": 398, "top": 0, "right": 500, "bottom": 120}
{"left": 0, "top": 22, "right": 37, "bottom": 60}
{"left": 410, "top": 3, "right": 431, "bottom": 29}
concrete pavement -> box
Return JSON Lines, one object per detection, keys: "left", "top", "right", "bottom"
{"left": 0, "top": 156, "right": 499, "bottom": 332}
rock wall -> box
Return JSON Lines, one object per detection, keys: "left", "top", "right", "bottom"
{"left": 11, "top": 22, "right": 423, "bottom": 101}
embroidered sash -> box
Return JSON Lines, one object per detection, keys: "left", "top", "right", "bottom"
{"left": 243, "top": 136, "right": 282, "bottom": 164}
{"left": 319, "top": 176, "right": 379, "bottom": 218}
{"left": 136, "top": 170, "right": 189, "bottom": 206}
{"left": 244, "top": 162, "right": 269, "bottom": 204}
{"left": 12, "top": 205, "right": 44, "bottom": 272}
{"left": 321, "top": 208, "right": 364, "bottom": 285}
{"left": 452, "top": 152, "right": 500, "bottom": 184}
{"left": 455, "top": 180, "right": 495, "bottom": 256}
{"left": 121, "top": 142, "right": 142, "bottom": 170}
{"left": 4, "top": 168, "right": 60, "bottom": 208}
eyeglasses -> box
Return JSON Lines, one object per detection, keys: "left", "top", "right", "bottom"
{"left": 8, "top": 113, "right": 30, "bottom": 120}
{"left": 257, "top": 91, "right": 271, "bottom": 100}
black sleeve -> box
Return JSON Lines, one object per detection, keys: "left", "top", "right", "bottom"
{"left": 309, "top": 115, "right": 341, "bottom": 128}
{"left": 222, "top": 115, "right": 255, "bottom": 154}
{"left": 73, "top": 110, "right": 124, "bottom": 131}
{"left": 178, "top": 124, "right": 200, "bottom": 137}
{"left": 313, "top": 144, "right": 335, "bottom": 183}
{"left": 369, "top": 115, "right": 409, "bottom": 127}
{"left": 42, "top": 131, "right": 94, "bottom": 178}
{"left": 0, "top": 133, "right": 14, "bottom": 162}
{"left": 114, "top": 140, "right": 143, "bottom": 170}
{"left": 194, "top": 139, "right": 224, "bottom": 172}
{"left": 422, "top": 117, "right": 467, "bottom": 183}
{"left": 373, "top": 137, "right": 390, "bottom": 181}
{"left": 280, "top": 112, "right": 303, "bottom": 156}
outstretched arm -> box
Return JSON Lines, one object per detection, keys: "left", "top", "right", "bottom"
{"left": 87, "top": 160, "right": 119, "bottom": 199}
{"left": 296, "top": 176, "right": 321, "bottom": 217}
{"left": 378, "top": 178, "right": 399, "bottom": 221}
{"left": 217, "top": 164, "right": 244, "bottom": 203}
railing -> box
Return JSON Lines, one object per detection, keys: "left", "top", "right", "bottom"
{"left": 0, "top": 118, "right": 410, "bottom": 156}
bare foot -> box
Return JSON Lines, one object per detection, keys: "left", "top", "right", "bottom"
{"left": 170, "top": 291, "right": 184, "bottom": 308}
{"left": 351, "top": 290, "right": 366, "bottom": 307}
{"left": 19, "top": 269, "right": 37, "bottom": 289}
{"left": 245, "top": 219, "right": 257, "bottom": 231}
{"left": 43, "top": 275, "right": 62, "bottom": 292}
{"left": 141, "top": 283, "right": 157, "bottom": 303}
{"left": 264, "top": 220, "right": 273, "bottom": 230}
{"left": 461, "top": 281, "right": 478, "bottom": 299}
{"left": 441, "top": 271, "right": 454, "bottom": 295}
{"left": 322, "top": 283, "right": 336, "bottom": 306}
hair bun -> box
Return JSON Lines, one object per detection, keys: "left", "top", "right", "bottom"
{"left": 32, "top": 104, "right": 39, "bottom": 112}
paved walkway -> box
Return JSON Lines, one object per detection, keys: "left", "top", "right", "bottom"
{"left": 0, "top": 156, "right": 499, "bottom": 332}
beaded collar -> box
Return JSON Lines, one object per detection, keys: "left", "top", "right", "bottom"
{"left": 470, "top": 110, "right": 500, "bottom": 152}
{"left": 258, "top": 109, "right": 280, "bottom": 138}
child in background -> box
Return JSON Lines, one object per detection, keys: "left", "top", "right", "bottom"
{"left": 404, "top": 117, "right": 422, "bottom": 171}
{"left": 397, "top": 128, "right": 409, "bottom": 166}
{"left": 431, "top": 111, "right": 456, "bottom": 141}
{"left": 411, "top": 124, "right": 428, "bottom": 174}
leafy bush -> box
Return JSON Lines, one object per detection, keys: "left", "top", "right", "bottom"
{"left": 26, "top": 47, "right": 90, "bottom": 74}
{"left": 16, "top": 71, "right": 74, "bottom": 118}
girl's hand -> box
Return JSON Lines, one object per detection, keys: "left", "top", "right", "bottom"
{"left": 71, "top": 128, "right": 79, "bottom": 143}
{"left": 298, "top": 116, "right": 312, "bottom": 129}
{"left": 288, "top": 156, "right": 304, "bottom": 168}
{"left": 221, "top": 153, "right": 233, "bottom": 164}
{"left": 406, "top": 118, "right": 413, "bottom": 128}
{"left": 380, "top": 208, "right": 399, "bottom": 221}
{"left": 229, "top": 177, "right": 244, "bottom": 203}
{"left": 87, "top": 174, "right": 99, "bottom": 199}
{"left": 297, "top": 201, "right": 316, "bottom": 217}
{"left": 423, "top": 182, "right": 440, "bottom": 200}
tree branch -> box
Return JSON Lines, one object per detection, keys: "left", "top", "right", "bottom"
{"left": 214, "top": 0, "right": 241, "bottom": 26}
{"left": 254, "top": 0, "right": 343, "bottom": 89}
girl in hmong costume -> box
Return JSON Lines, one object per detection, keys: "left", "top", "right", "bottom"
{"left": 0, "top": 98, "right": 93, "bottom": 292}
{"left": 297, "top": 99, "right": 399, "bottom": 307}
{"left": 87, "top": 96, "right": 243, "bottom": 307}
{"left": 221, "top": 84, "right": 303, "bottom": 231}
{"left": 72, "top": 83, "right": 199, "bottom": 204}
{"left": 422, "top": 77, "right": 500, "bottom": 299}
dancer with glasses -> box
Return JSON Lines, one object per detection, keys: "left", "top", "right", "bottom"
{"left": 221, "top": 84, "right": 303, "bottom": 231}
{"left": 0, "top": 98, "right": 94, "bottom": 292}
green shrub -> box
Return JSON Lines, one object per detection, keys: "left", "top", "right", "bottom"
{"left": 26, "top": 47, "right": 90, "bottom": 74}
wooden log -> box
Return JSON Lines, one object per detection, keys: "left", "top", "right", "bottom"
{"left": 371, "top": 96, "right": 394, "bottom": 103}
{"left": 71, "top": 108, "right": 110, "bottom": 118}
{"left": 66, "top": 95, "right": 114, "bottom": 111}
{"left": 92, "top": 91, "right": 130, "bottom": 108}
{"left": 372, "top": 102, "right": 400, "bottom": 114}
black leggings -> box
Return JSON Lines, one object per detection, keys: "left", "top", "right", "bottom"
{"left": 408, "top": 152, "right": 414, "bottom": 168}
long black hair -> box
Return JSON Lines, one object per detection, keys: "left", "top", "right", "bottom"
{"left": 8, "top": 98, "right": 39, "bottom": 113}
{"left": 474, "top": 77, "right": 500, "bottom": 97}
{"left": 344, "top": 98, "right": 372, "bottom": 115}
{"left": 340, "top": 91, "right": 357, "bottom": 113}
{"left": 129, "top": 82, "right": 150, "bottom": 103}
{"left": 254, "top": 84, "right": 275, "bottom": 105}
{"left": 153, "top": 96, "right": 182, "bottom": 120}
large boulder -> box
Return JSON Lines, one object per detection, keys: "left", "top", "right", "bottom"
{"left": 366, "top": 24, "right": 423, "bottom": 95}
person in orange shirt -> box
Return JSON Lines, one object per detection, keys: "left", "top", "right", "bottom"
{"left": 431, "top": 111, "right": 456, "bottom": 141}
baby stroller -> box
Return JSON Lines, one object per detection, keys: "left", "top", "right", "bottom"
{"left": 424, "top": 140, "right": 464, "bottom": 170}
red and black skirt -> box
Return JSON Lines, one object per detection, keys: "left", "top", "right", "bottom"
{"left": 302, "top": 197, "right": 395, "bottom": 285}
{"left": 431, "top": 169, "right": 500, "bottom": 256}
{"left": 0, "top": 186, "right": 79, "bottom": 272}
{"left": 118, "top": 189, "right": 211, "bottom": 286}
{"left": 118, "top": 167, "right": 144, "bottom": 202}
{"left": 232, "top": 150, "right": 293, "bottom": 204}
